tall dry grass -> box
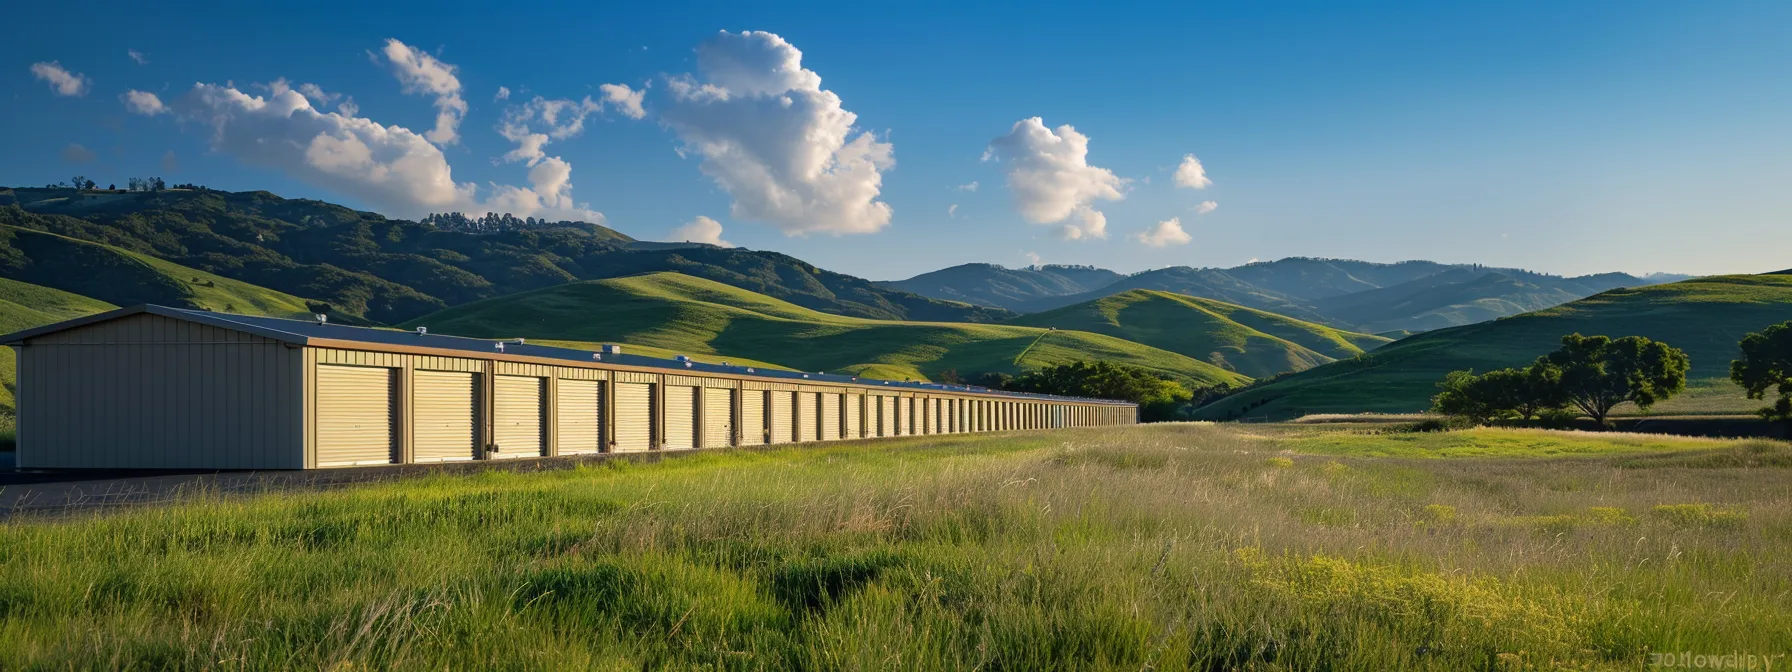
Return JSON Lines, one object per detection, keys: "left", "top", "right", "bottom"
{"left": 0, "top": 424, "right": 1787, "bottom": 669}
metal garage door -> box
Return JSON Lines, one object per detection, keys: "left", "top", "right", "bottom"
{"left": 703, "top": 388, "right": 733, "bottom": 448}
{"left": 821, "top": 393, "right": 841, "bottom": 441}
{"left": 316, "top": 365, "right": 395, "bottom": 466}
{"left": 878, "top": 396, "right": 895, "bottom": 437}
{"left": 492, "top": 375, "right": 544, "bottom": 459}
{"left": 614, "top": 382, "right": 654, "bottom": 452}
{"left": 414, "top": 370, "right": 478, "bottom": 462}
{"left": 558, "top": 379, "right": 603, "bottom": 455}
{"left": 845, "top": 394, "right": 861, "bottom": 438}
{"left": 741, "top": 390, "right": 766, "bottom": 445}
{"left": 665, "top": 385, "right": 698, "bottom": 450}
{"left": 769, "top": 391, "right": 794, "bottom": 444}
{"left": 796, "top": 392, "right": 817, "bottom": 442}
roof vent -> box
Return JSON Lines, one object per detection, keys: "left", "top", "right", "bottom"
{"left": 511, "top": 338, "right": 525, "bottom": 345}
{"left": 314, "top": 314, "right": 328, "bottom": 325}
{"left": 494, "top": 342, "right": 505, "bottom": 352}
{"left": 416, "top": 326, "right": 427, "bottom": 335}
{"left": 592, "top": 352, "right": 603, "bottom": 361}
{"left": 601, "top": 344, "right": 622, "bottom": 355}
{"left": 675, "top": 355, "right": 691, "bottom": 362}
{"left": 746, "top": 367, "right": 755, "bottom": 373}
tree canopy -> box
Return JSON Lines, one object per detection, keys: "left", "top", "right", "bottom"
{"left": 1540, "top": 333, "right": 1689, "bottom": 424}
{"left": 1005, "top": 360, "right": 1192, "bottom": 422}
{"left": 1731, "top": 321, "right": 1792, "bottom": 423}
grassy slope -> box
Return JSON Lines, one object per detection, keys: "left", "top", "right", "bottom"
{"left": 0, "top": 225, "right": 319, "bottom": 320}
{"left": 403, "top": 272, "right": 1249, "bottom": 388}
{"left": 1196, "top": 274, "right": 1792, "bottom": 420}
{"left": 1006, "top": 290, "right": 1391, "bottom": 379}
{"left": 1, "top": 424, "right": 1785, "bottom": 668}
{"left": 0, "top": 278, "right": 117, "bottom": 414}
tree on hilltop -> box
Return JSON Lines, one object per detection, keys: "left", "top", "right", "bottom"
{"left": 1731, "top": 321, "right": 1792, "bottom": 423}
{"left": 1540, "top": 333, "right": 1688, "bottom": 425}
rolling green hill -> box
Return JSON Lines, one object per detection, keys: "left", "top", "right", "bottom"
{"left": 404, "top": 272, "right": 1249, "bottom": 388}
{"left": 1005, "top": 290, "right": 1391, "bottom": 379}
{"left": 1193, "top": 274, "right": 1792, "bottom": 420}
{"left": 881, "top": 263, "right": 1124, "bottom": 310}
{"left": 0, "top": 225, "right": 324, "bottom": 320}
{"left": 0, "top": 187, "right": 1007, "bottom": 324}
{"left": 0, "top": 278, "right": 117, "bottom": 414}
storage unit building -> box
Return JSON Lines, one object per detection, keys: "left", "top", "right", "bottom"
{"left": 4, "top": 306, "right": 1137, "bottom": 470}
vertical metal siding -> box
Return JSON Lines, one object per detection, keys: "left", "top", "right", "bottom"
{"left": 703, "top": 387, "right": 733, "bottom": 448}
{"left": 17, "top": 313, "right": 303, "bottom": 470}
{"left": 613, "top": 382, "right": 654, "bottom": 452}
{"left": 557, "top": 378, "right": 603, "bottom": 455}
{"left": 665, "top": 385, "right": 698, "bottom": 449}
{"left": 414, "top": 370, "right": 480, "bottom": 462}
{"left": 845, "top": 393, "right": 862, "bottom": 439}
{"left": 878, "top": 396, "right": 895, "bottom": 437}
{"left": 796, "top": 392, "right": 818, "bottom": 442}
{"left": 741, "top": 390, "right": 767, "bottom": 445}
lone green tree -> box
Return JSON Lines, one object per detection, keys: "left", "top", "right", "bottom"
{"left": 1430, "top": 364, "right": 1567, "bottom": 424}
{"left": 1540, "top": 333, "right": 1689, "bottom": 425}
{"left": 1731, "top": 321, "right": 1792, "bottom": 423}
{"left": 1007, "top": 360, "right": 1192, "bottom": 422}
{"left": 1431, "top": 370, "right": 1500, "bottom": 423}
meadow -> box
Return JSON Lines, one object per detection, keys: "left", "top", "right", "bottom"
{"left": 1, "top": 423, "right": 1787, "bottom": 669}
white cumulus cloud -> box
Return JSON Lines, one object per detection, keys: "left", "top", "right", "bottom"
{"left": 1133, "top": 217, "right": 1192, "bottom": 247}
{"left": 955, "top": 181, "right": 978, "bottom": 192}
{"left": 1173, "top": 153, "right": 1212, "bottom": 189}
{"left": 30, "top": 61, "right": 90, "bottom": 96}
{"left": 1193, "top": 200, "right": 1218, "bottom": 215}
{"left": 379, "top": 39, "right": 467, "bottom": 145}
{"left": 498, "top": 96, "right": 602, "bottom": 165}
{"left": 948, "top": 204, "right": 958, "bottom": 218}
{"left": 599, "top": 83, "right": 646, "bottom": 119}
{"left": 985, "top": 117, "right": 1123, "bottom": 240}
{"left": 494, "top": 86, "right": 510, "bottom": 101}
{"left": 661, "top": 30, "right": 895, "bottom": 236}
{"left": 669, "top": 215, "right": 733, "bottom": 247}
{"left": 128, "top": 49, "right": 149, "bottom": 65}
{"left": 121, "top": 90, "right": 166, "bottom": 115}
{"left": 167, "top": 81, "right": 601, "bottom": 223}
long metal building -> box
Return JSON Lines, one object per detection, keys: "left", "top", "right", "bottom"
{"left": 3, "top": 305, "right": 1139, "bottom": 470}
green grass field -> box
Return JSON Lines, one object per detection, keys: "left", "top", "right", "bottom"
{"left": 404, "top": 272, "right": 1251, "bottom": 388}
{"left": 1, "top": 424, "right": 1786, "bottom": 668}
{"left": 1007, "top": 289, "right": 1390, "bottom": 378}
{"left": 1196, "top": 274, "right": 1792, "bottom": 420}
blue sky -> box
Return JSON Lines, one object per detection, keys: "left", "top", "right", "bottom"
{"left": 4, "top": 1, "right": 1789, "bottom": 280}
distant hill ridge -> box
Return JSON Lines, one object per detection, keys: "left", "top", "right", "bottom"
{"left": 0, "top": 186, "right": 1007, "bottom": 325}
{"left": 891, "top": 256, "right": 1681, "bottom": 334}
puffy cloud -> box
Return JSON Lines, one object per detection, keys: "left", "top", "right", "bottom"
{"left": 599, "top": 83, "right": 646, "bottom": 119}
{"left": 955, "top": 181, "right": 978, "bottom": 192}
{"left": 1173, "top": 153, "right": 1212, "bottom": 189}
{"left": 1193, "top": 200, "right": 1218, "bottom": 215}
{"left": 379, "top": 39, "right": 466, "bottom": 145}
{"left": 30, "top": 61, "right": 90, "bottom": 96}
{"left": 497, "top": 95, "right": 602, "bottom": 165}
{"left": 985, "top": 118, "right": 1123, "bottom": 240}
{"left": 1132, "top": 217, "right": 1192, "bottom": 247}
{"left": 121, "top": 90, "right": 166, "bottom": 115}
{"left": 128, "top": 49, "right": 149, "bottom": 65}
{"left": 494, "top": 86, "right": 510, "bottom": 101}
{"left": 168, "top": 81, "right": 600, "bottom": 222}
{"left": 661, "top": 30, "right": 895, "bottom": 236}
{"left": 948, "top": 204, "right": 958, "bottom": 218}
{"left": 61, "top": 143, "right": 96, "bottom": 163}
{"left": 668, "top": 215, "right": 733, "bottom": 247}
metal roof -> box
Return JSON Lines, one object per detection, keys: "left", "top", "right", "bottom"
{"left": 2, "top": 305, "right": 1134, "bottom": 406}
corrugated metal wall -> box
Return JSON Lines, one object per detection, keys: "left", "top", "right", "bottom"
{"left": 821, "top": 393, "right": 841, "bottom": 441}
{"left": 492, "top": 375, "right": 545, "bottom": 458}
{"left": 768, "top": 391, "right": 794, "bottom": 444}
{"left": 316, "top": 364, "right": 396, "bottom": 466}
{"left": 664, "top": 385, "right": 698, "bottom": 450}
{"left": 15, "top": 313, "right": 304, "bottom": 469}
{"left": 557, "top": 378, "right": 603, "bottom": 455}
{"left": 703, "top": 387, "right": 733, "bottom": 449}
{"left": 795, "top": 391, "right": 817, "bottom": 443}
{"left": 414, "top": 370, "right": 479, "bottom": 462}
{"left": 741, "top": 390, "right": 766, "bottom": 445}
{"left": 613, "top": 382, "right": 654, "bottom": 452}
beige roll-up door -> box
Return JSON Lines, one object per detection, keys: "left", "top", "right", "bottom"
{"left": 796, "top": 392, "right": 817, "bottom": 443}
{"left": 414, "top": 370, "right": 478, "bottom": 462}
{"left": 844, "top": 393, "right": 861, "bottom": 439}
{"left": 614, "top": 382, "right": 654, "bottom": 452}
{"left": 703, "top": 388, "right": 733, "bottom": 449}
{"left": 317, "top": 365, "right": 395, "bottom": 466}
{"left": 821, "top": 393, "right": 841, "bottom": 441}
{"left": 878, "top": 396, "right": 895, "bottom": 437}
{"left": 665, "top": 385, "right": 698, "bottom": 450}
{"left": 492, "top": 375, "right": 544, "bottom": 458}
{"left": 769, "top": 391, "right": 794, "bottom": 444}
{"left": 557, "top": 379, "right": 603, "bottom": 455}
{"left": 741, "top": 390, "right": 766, "bottom": 445}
